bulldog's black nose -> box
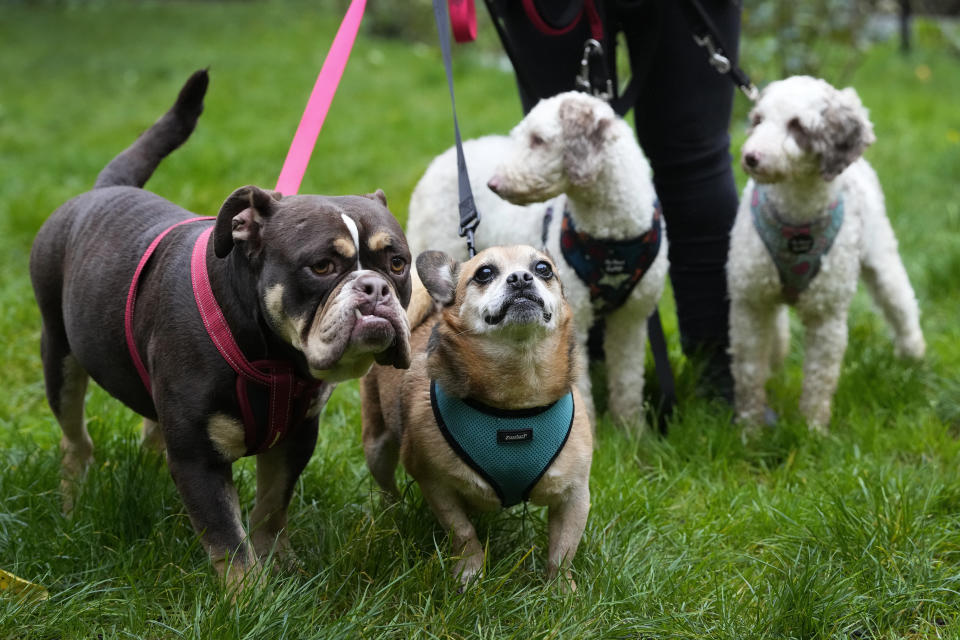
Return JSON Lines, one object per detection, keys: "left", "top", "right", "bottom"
{"left": 356, "top": 274, "right": 392, "bottom": 314}
{"left": 506, "top": 270, "right": 534, "bottom": 290}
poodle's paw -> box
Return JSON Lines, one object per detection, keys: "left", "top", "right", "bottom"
{"left": 895, "top": 331, "right": 926, "bottom": 361}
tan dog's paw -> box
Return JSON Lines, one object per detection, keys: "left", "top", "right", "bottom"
{"left": 547, "top": 567, "right": 578, "bottom": 593}
{"left": 453, "top": 555, "right": 484, "bottom": 592}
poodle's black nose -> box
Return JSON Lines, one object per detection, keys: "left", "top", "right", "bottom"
{"left": 744, "top": 151, "right": 760, "bottom": 169}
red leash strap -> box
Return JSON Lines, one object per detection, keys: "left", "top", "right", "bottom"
{"left": 521, "top": 0, "right": 603, "bottom": 41}
{"left": 448, "top": 0, "right": 477, "bottom": 42}
{"left": 125, "top": 217, "right": 215, "bottom": 394}
{"left": 275, "top": 0, "right": 367, "bottom": 195}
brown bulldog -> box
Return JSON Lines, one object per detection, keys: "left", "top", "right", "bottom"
{"left": 29, "top": 70, "right": 412, "bottom": 586}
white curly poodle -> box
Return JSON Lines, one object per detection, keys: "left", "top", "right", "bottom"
{"left": 727, "top": 75, "right": 925, "bottom": 431}
{"left": 406, "top": 91, "right": 668, "bottom": 425}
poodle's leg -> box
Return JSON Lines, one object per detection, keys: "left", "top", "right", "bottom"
{"left": 604, "top": 304, "right": 648, "bottom": 428}
{"left": 770, "top": 306, "right": 791, "bottom": 370}
{"left": 797, "top": 310, "right": 848, "bottom": 431}
{"left": 730, "top": 299, "right": 778, "bottom": 428}
{"left": 859, "top": 217, "right": 925, "bottom": 360}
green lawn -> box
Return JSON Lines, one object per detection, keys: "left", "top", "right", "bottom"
{"left": 2, "top": 3, "right": 960, "bottom": 638}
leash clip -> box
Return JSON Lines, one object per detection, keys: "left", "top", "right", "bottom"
{"left": 693, "top": 34, "right": 731, "bottom": 74}
{"left": 740, "top": 82, "right": 759, "bottom": 102}
{"left": 575, "top": 38, "right": 613, "bottom": 101}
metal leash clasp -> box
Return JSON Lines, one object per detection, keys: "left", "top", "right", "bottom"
{"left": 692, "top": 34, "right": 731, "bottom": 74}
{"left": 575, "top": 38, "right": 613, "bottom": 101}
{"left": 693, "top": 33, "right": 759, "bottom": 102}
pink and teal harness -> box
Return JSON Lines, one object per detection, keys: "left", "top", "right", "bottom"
{"left": 750, "top": 186, "right": 845, "bottom": 303}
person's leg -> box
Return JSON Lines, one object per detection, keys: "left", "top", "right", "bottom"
{"left": 484, "top": 0, "right": 613, "bottom": 113}
{"left": 618, "top": 0, "right": 741, "bottom": 400}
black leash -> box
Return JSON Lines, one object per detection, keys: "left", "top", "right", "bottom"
{"left": 432, "top": 0, "right": 480, "bottom": 258}
{"left": 678, "top": 0, "right": 758, "bottom": 101}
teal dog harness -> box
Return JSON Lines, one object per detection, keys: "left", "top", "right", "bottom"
{"left": 750, "top": 186, "right": 845, "bottom": 303}
{"left": 430, "top": 381, "right": 575, "bottom": 507}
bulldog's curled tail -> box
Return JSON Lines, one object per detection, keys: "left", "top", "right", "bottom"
{"left": 94, "top": 69, "right": 209, "bottom": 189}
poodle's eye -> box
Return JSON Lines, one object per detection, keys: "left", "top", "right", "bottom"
{"left": 473, "top": 265, "right": 497, "bottom": 284}
{"left": 534, "top": 261, "right": 553, "bottom": 280}
{"left": 750, "top": 113, "right": 764, "bottom": 127}
{"left": 787, "top": 117, "right": 805, "bottom": 135}
{"left": 529, "top": 133, "right": 546, "bottom": 148}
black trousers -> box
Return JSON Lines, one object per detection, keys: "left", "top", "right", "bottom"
{"left": 485, "top": 0, "right": 740, "bottom": 394}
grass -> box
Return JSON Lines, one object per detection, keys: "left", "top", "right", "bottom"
{"left": 1, "top": 2, "right": 960, "bottom": 638}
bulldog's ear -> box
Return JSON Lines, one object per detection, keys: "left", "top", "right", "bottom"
{"left": 213, "top": 185, "right": 278, "bottom": 258}
{"left": 415, "top": 250, "right": 459, "bottom": 306}
{"left": 363, "top": 188, "right": 388, "bottom": 207}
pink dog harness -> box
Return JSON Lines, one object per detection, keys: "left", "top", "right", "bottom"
{"left": 125, "top": 219, "right": 326, "bottom": 456}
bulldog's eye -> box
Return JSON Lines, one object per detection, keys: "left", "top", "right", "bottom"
{"left": 389, "top": 256, "right": 406, "bottom": 274}
{"left": 311, "top": 260, "right": 334, "bottom": 276}
{"left": 534, "top": 261, "right": 553, "bottom": 280}
{"left": 473, "top": 265, "right": 497, "bottom": 284}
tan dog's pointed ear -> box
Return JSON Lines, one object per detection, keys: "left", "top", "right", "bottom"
{"left": 213, "top": 185, "right": 276, "bottom": 258}
{"left": 416, "top": 250, "right": 459, "bottom": 306}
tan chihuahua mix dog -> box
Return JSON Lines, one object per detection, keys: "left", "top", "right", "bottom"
{"left": 361, "top": 245, "right": 592, "bottom": 589}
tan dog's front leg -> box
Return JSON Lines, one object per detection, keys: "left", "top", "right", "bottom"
{"left": 421, "top": 482, "right": 484, "bottom": 588}
{"left": 546, "top": 487, "right": 590, "bottom": 591}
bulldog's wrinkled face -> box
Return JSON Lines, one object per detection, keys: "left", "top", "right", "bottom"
{"left": 419, "top": 245, "right": 566, "bottom": 342}
{"left": 213, "top": 186, "right": 412, "bottom": 382}
{"left": 741, "top": 75, "right": 876, "bottom": 183}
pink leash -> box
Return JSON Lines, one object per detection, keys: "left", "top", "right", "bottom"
{"left": 275, "top": 0, "right": 367, "bottom": 195}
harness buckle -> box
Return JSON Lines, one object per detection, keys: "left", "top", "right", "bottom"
{"left": 575, "top": 38, "right": 613, "bottom": 101}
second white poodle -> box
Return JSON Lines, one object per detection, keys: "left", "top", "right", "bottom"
{"left": 406, "top": 92, "right": 668, "bottom": 425}
{"left": 727, "top": 76, "right": 925, "bottom": 432}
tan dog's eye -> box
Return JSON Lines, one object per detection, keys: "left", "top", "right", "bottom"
{"left": 312, "top": 260, "right": 334, "bottom": 276}
{"left": 534, "top": 261, "right": 553, "bottom": 280}
{"left": 390, "top": 256, "right": 406, "bottom": 274}
{"left": 473, "top": 265, "right": 497, "bottom": 284}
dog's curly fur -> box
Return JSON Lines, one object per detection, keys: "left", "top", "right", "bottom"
{"left": 406, "top": 92, "right": 668, "bottom": 425}
{"left": 728, "top": 76, "right": 925, "bottom": 431}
